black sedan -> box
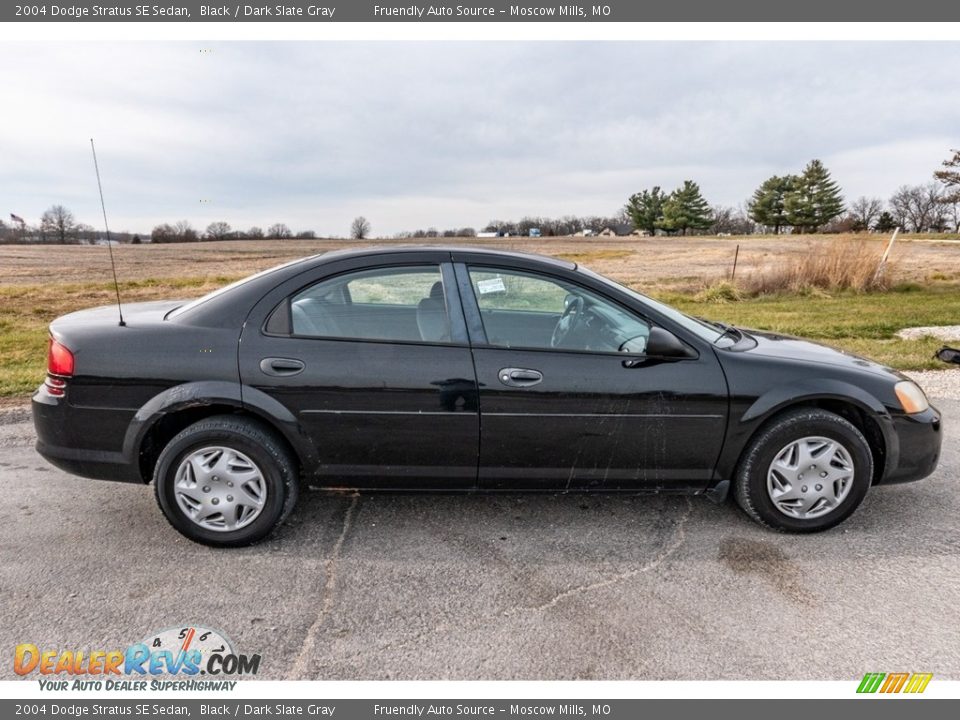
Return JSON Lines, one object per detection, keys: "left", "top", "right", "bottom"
{"left": 33, "top": 247, "right": 942, "bottom": 546}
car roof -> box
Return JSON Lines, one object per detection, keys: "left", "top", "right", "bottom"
{"left": 170, "top": 244, "right": 578, "bottom": 326}
{"left": 311, "top": 245, "right": 577, "bottom": 271}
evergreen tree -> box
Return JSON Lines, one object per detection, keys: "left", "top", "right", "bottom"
{"left": 657, "top": 180, "right": 712, "bottom": 236}
{"left": 625, "top": 186, "right": 666, "bottom": 235}
{"left": 785, "top": 159, "right": 845, "bottom": 233}
{"left": 934, "top": 149, "right": 960, "bottom": 203}
{"left": 748, "top": 175, "right": 796, "bottom": 234}
{"left": 875, "top": 211, "right": 897, "bottom": 233}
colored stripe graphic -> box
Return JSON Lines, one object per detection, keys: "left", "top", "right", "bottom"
{"left": 904, "top": 673, "right": 933, "bottom": 693}
{"left": 881, "top": 672, "right": 909, "bottom": 693}
{"left": 857, "top": 673, "right": 885, "bottom": 693}
{"left": 857, "top": 672, "right": 932, "bottom": 694}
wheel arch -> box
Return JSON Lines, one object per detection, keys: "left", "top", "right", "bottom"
{"left": 124, "top": 381, "right": 315, "bottom": 483}
{"left": 719, "top": 380, "right": 898, "bottom": 489}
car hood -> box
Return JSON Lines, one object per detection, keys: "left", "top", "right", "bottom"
{"left": 737, "top": 328, "right": 906, "bottom": 381}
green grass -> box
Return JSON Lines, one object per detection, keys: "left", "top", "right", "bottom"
{"left": 0, "top": 276, "right": 240, "bottom": 398}
{"left": 656, "top": 283, "right": 960, "bottom": 370}
{"left": 2, "top": 277, "right": 958, "bottom": 399}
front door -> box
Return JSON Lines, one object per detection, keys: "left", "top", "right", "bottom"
{"left": 458, "top": 264, "right": 728, "bottom": 491}
{"left": 239, "top": 262, "right": 479, "bottom": 489}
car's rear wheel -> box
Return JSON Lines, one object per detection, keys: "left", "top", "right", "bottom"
{"left": 733, "top": 408, "right": 874, "bottom": 532}
{"left": 154, "top": 415, "right": 298, "bottom": 547}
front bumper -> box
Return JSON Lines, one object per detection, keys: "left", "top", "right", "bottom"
{"left": 879, "top": 405, "right": 942, "bottom": 484}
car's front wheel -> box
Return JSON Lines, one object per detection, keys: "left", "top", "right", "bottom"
{"left": 733, "top": 408, "right": 874, "bottom": 532}
{"left": 154, "top": 415, "right": 298, "bottom": 547}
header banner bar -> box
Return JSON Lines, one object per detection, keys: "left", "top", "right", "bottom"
{"left": 5, "top": 1, "right": 960, "bottom": 22}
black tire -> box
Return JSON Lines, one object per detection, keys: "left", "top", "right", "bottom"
{"left": 154, "top": 415, "right": 298, "bottom": 547}
{"left": 733, "top": 408, "right": 874, "bottom": 533}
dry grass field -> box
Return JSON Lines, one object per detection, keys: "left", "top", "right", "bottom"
{"left": 3, "top": 233, "right": 960, "bottom": 289}
{"left": 2, "top": 233, "right": 960, "bottom": 401}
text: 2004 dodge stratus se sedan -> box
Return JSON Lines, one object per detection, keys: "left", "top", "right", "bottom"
{"left": 33, "top": 248, "right": 941, "bottom": 545}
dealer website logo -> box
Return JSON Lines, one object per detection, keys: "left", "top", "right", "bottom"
{"left": 857, "top": 672, "right": 933, "bottom": 694}
{"left": 14, "top": 625, "right": 261, "bottom": 681}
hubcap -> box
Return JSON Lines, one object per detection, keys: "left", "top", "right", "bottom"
{"left": 766, "top": 436, "right": 855, "bottom": 519}
{"left": 173, "top": 446, "right": 266, "bottom": 532}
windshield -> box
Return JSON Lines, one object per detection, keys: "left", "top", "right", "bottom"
{"left": 165, "top": 256, "right": 317, "bottom": 320}
{"left": 577, "top": 267, "right": 725, "bottom": 343}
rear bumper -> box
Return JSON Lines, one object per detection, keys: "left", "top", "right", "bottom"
{"left": 878, "top": 405, "right": 942, "bottom": 485}
{"left": 32, "top": 389, "right": 141, "bottom": 484}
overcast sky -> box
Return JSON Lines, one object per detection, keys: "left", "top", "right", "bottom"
{"left": 2, "top": 42, "right": 958, "bottom": 236}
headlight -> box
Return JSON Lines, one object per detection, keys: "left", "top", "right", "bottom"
{"left": 895, "top": 381, "right": 929, "bottom": 414}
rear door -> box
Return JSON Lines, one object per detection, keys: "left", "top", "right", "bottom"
{"left": 454, "top": 260, "right": 728, "bottom": 491}
{"left": 239, "top": 255, "right": 479, "bottom": 489}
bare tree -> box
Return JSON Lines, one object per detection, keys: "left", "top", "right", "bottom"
{"left": 40, "top": 205, "right": 78, "bottom": 244}
{"left": 945, "top": 201, "right": 960, "bottom": 233}
{"left": 351, "top": 216, "right": 371, "bottom": 240}
{"left": 205, "top": 221, "right": 232, "bottom": 240}
{"left": 246, "top": 226, "right": 264, "bottom": 239}
{"left": 151, "top": 223, "right": 176, "bottom": 243}
{"left": 889, "top": 183, "right": 946, "bottom": 232}
{"left": 710, "top": 205, "right": 755, "bottom": 235}
{"left": 174, "top": 220, "right": 198, "bottom": 242}
{"left": 849, "top": 196, "right": 884, "bottom": 231}
{"left": 74, "top": 223, "right": 96, "bottom": 243}
{"left": 296, "top": 230, "right": 317, "bottom": 239}
{"left": 267, "top": 223, "right": 292, "bottom": 239}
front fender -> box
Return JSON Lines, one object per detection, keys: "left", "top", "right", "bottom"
{"left": 741, "top": 378, "right": 890, "bottom": 422}
{"left": 715, "top": 378, "right": 898, "bottom": 482}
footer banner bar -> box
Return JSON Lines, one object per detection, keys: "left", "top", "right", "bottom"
{"left": 2, "top": 700, "right": 958, "bottom": 720}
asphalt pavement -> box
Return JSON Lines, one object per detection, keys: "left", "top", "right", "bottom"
{"left": 1, "top": 400, "right": 957, "bottom": 680}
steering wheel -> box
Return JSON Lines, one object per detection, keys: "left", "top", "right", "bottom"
{"left": 550, "top": 295, "right": 585, "bottom": 348}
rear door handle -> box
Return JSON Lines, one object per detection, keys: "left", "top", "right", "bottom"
{"left": 260, "top": 357, "right": 305, "bottom": 377}
{"left": 498, "top": 367, "right": 543, "bottom": 388}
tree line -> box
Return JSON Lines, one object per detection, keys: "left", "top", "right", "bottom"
{"left": 4, "top": 150, "right": 958, "bottom": 244}
{"left": 397, "top": 215, "right": 632, "bottom": 238}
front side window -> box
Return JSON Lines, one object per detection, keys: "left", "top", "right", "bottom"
{"left": 468, "top": 267, "right": 650, "bottom": 353}
{"left": 289, "top": 265, "right": 451, "bottom": 343}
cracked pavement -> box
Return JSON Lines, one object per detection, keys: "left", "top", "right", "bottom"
{"left": 1, "top": 400, "right": 958, "bottom": 680}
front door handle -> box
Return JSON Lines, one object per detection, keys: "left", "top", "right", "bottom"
{"left": 498, "top": 367, "right": 543, "bottom": 388}
{"left": 260, "top": 357, "right": 305, "bottom": 377}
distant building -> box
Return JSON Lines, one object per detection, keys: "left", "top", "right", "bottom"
{"left": 598, "top": 223, "right": 634, "bottom": 237}
{"left": 477, "top": 231, "right": 497, "bottom": 238}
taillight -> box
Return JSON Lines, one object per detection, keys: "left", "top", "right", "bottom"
{"left": 46, "top": 338, "right": 74, "bottom": 396}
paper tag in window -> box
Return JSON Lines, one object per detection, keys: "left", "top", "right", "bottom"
{"left": 477, "top": 277, "right": 506, "bottom": 295}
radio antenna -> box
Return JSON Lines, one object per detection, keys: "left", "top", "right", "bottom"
{"left": 90, "top": 138, "right": 125, "bottom": 327}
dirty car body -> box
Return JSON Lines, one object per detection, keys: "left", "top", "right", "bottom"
{"left": 33, "top": 247, "right": 942, "bottom": 545}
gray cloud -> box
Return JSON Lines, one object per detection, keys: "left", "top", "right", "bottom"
{"left": 1, "top": 42, "right": 958, "bottom": 236}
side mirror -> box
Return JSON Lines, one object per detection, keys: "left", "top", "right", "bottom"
{"left": 622, "top": 328, "right": 693, "bottom": 366}
{"left": 936, "top": 346, "right": 960, "bottom": 365}
{"left": 645, "top": 327, "right": 693, "bottom": 358}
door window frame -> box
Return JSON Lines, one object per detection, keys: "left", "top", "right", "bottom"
{"left": 262, "top": 261, "right": 470, "bottom": 347}
{"left": 453, "top": 262, "right": 697, "bottom": 359}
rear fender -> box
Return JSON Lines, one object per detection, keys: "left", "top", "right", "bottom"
{"left": 123, "top": 381, "right": 317, "bottom": 477}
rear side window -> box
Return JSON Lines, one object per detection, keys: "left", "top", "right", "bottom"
{"left": 288, "top": 265, "right": 452, "bottom": 343}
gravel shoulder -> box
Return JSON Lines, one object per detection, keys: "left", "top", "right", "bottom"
{"left": 905, "top": 369, "right": 960, "bottom": 400}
